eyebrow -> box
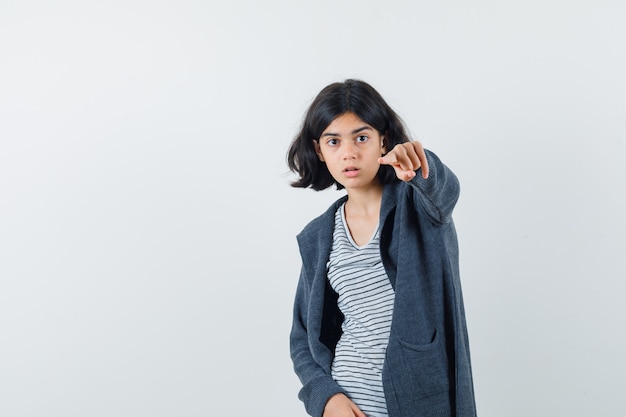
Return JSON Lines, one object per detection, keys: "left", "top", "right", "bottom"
{"left": 321, "top": 126, "right": 372, "bottom": 137}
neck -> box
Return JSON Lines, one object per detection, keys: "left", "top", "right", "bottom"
{"left": 345, "top": 183, "right": 384, "bottom": 216}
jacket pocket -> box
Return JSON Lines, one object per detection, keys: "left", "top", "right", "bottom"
{"left": 398, "top": 328, "right": 450, "bottom": 400}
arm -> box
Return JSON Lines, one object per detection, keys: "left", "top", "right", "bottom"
{"left": 379, "top": 142, "right": 460, "bottom": 224}
{"left": 290, "top": 266, "right": 346, "bottom": 417}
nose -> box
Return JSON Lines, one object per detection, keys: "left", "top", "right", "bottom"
{"left": 342, "top": 141, "right": 358, "bottom": 160}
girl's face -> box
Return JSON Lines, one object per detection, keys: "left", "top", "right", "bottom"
{"left": 314, "top": 112, "right": 386, "bottom": 192}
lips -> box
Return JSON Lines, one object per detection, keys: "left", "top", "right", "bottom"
{"left": 343, "top": 166, "right": 359, "bottom": 177}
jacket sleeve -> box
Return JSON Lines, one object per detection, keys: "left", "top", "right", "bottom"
{"left": 408, "top": 149, "right": 460, "bottom": 225}
{"left": 290, "top": 265, "right": 346, "bottom": 417}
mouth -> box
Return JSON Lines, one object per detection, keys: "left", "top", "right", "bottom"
{"left": 343, "top": 166, "right": 360, "bottom": 177}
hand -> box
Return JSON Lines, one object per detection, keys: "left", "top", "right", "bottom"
{"left": 323, "top": 393, "right": 366, "bottom": 417}
{"left": 378, "top": 141, "right": 429, "bottom": 181}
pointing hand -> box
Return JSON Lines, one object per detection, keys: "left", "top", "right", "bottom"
{"left": 378, "top": 141, "right": 429, "bottom": 181}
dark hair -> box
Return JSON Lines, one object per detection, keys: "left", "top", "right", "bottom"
{"left": 287, "top": 79, "right": 412, "bottom": 190}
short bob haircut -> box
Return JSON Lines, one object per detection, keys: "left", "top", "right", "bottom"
{"left": 287, "top": 79, "right": 412, "bottom": 190}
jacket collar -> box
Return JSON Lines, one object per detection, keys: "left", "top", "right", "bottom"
{"left": 297, "top": 181, "right": 401, "bottom": 252}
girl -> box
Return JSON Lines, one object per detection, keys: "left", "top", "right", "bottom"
{"left": 287, "top": 79, "right": 477, "bottom": 417}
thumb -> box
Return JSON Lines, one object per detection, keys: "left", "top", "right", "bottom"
{"left": 353, "top": 405, "right": 367, "bottom": 417}
{"left": 378, "top": 154, "right": 396, "bottom": 166}
{"left": 345, "top": 396, "right": 366, "bottom": 417}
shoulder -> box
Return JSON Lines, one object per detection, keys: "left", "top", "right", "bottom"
{"left": 297, "top": 195, "right": 347, "bottom": 248}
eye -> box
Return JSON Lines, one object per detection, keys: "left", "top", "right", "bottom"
{"left": 326, "top": 138, "right": 339, "bottom": 146}
{"left": 356, "top": 135, "right": 368, "bottom": 143}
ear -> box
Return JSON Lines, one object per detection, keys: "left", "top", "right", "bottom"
{"left": 313, "top": 140, "right": 325, "bottom": 162}
{"left": 381, "top": 135, "right": 387, "bottom": 155}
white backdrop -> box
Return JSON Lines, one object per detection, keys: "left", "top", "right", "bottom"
{"left": 1, "top": 1, "right": 625, "bottom": 416}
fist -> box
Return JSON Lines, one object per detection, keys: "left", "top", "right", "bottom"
{"left": 378, "top": 141, "right": 429, "bottom": 181}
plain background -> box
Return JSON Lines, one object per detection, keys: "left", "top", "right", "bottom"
{"left": 1, "top": 1, "right": 625, "bottom": 416}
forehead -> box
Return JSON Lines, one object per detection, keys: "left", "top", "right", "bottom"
{"left": 322, "top": 112, "right": 374, "bottom": 135}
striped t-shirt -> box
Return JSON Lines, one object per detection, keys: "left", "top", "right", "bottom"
{"left": 328, "top": 203, "right": 395, "bottom": 417}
